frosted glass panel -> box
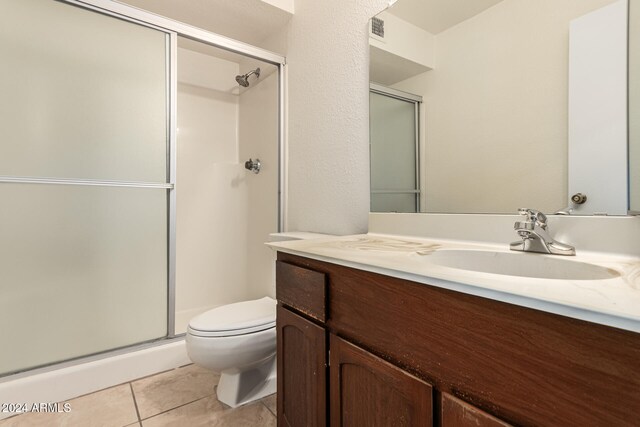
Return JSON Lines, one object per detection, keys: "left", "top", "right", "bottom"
{"left": 0, "top": 184, "right": 168, "bottom": 375}
{"left": 0, "top": 0, "right": 168, "bottom": 182}
{"left": 371, "top": 193, "right": 417, "bottom": 213}
{"left": 370, "top": 93, "right": 417, "bottom": 190}
{"left": 370, "top": 91, "right": 418, "bottom": 212}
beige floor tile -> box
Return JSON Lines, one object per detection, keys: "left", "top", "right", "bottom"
{"left": 260, "top": 394, "right": 276, "bottom": 416}
{"left": 141, "top": 397, "right": 276, "bottom": 427}
{"left": 131, "top": 364, "right": 219, "bottom": 420}
{"left": 0, "top": 384, "right": 138, "bottom": 427}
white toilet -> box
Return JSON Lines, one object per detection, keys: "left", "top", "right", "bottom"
{"left": 186, "top": 296, "right": 277, "bottom": 408}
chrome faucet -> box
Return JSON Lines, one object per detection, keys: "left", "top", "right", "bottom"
{"left": 510, "top": 208, "right": 575, "bottom": 256}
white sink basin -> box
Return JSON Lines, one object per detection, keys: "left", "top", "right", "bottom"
{"left": 424, "top": 250, "right": 620, "bottom": 280}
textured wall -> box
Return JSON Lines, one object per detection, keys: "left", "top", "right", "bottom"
{"left": 281, "top": 0, "right": 389, "bottom": 235}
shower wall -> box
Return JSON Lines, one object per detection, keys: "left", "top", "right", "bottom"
{"left": 174, "top": 44, "right": 278, "bottom": 333}
{"left": 239, "top": 69, "right": 279, "bottom": 300}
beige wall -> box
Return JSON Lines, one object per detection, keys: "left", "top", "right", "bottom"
{"left": 393, "top": 0, "right": 616, "bottom": 214}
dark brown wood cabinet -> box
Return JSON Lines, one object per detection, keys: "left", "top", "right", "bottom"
{"left": 276, "top": 252, "right": 640, "bottom": 427}
{"left": 441, "top": 393, "right": 512, "bottom": 427}
{"left": 330, "top": 334, "right": 432, "bottom": 426}
{"left": 277, "top": 305, "right": 327, "bottom": 427}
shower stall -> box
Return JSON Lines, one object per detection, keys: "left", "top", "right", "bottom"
{"left": 0, "top": 0, "right": 284, "bottom": 382}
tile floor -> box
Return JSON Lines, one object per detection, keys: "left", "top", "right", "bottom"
{"left": 0, "top": 365, "right": 276, "bottom": 427}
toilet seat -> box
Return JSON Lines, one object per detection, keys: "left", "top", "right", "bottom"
{"left": 188, "top": 296, "right": 276, "bottom": 338}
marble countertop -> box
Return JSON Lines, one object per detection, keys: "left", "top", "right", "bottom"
{"left": 267, "top": 233, "right": 640, "bottom": 333}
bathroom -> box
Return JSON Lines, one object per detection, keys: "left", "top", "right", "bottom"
{"left": 1, "top": 0, "right": 639, "bottom": 426}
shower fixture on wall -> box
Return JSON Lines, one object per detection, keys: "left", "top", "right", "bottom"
{"left": 235, "top": 67, "right": 260, "bottom": 87}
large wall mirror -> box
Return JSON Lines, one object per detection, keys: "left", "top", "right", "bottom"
{"left": 369, "top": 0, "right": 638, "bottom": 215}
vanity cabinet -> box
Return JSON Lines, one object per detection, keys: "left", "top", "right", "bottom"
{"left": 275, "top": 253, "right": 640, "bottom": 426}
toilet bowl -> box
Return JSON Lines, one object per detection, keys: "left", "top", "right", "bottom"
{"left": 186, "top": 296, "right": 276, "bottom": 408}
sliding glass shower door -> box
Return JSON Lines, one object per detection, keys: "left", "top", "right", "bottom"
{"left": 0, "top": 0, "right": 172, "bottom": 375}
{"left": 370, "top": 86, "right": 421, "bottom": 213}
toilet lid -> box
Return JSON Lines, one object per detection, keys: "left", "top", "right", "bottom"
{"left": 188, "top": 296, "right": 276, "bottom": 337}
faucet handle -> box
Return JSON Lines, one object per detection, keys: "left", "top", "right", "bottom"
{"left": 517, "top": 208, "right": 547, "bottom": 229}
{"left": 517, "top": 208, "right": 531, "bottom": 218}
{"left": 514, "top": 220, "right": 534, "bottom": 231}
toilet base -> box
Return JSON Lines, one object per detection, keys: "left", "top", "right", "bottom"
{"left": 216, "top": 355, "right": 276, "bottom": 408}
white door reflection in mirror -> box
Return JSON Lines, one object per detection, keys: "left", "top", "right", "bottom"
{"left": 568, "top": 0, "right": 628, "bottom": 215}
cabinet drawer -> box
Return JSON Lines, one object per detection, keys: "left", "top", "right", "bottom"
{"left": 276, "top": 260, "right": 326, "bottom": 322}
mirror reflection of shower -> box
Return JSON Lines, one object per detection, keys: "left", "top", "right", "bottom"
{"left": 235, "top": 67, "right": 261, "bottom": 87}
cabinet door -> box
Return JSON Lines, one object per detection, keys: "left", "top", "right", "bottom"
{"left": 330, "top": 334, "right": 432, "bottom": 426}
{"left": 277, "top": 305, "right": 327, "bottom": 427}
{"left": 441, "top": 393, "right": 512, "bottom": 427}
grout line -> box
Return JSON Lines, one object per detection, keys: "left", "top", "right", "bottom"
{"left": 129, "top": 367, "right": 175, "bottom": 384}
{"left": 137, "top": 373, "right": 218, "bottom": 421}
{"left": 139, "top": 395, "right": 213, "bottom": 421}
{"left": 261, "top": 398, "right": 277, "bottom": 418}
{"left": 130, "top": 383, "right": 142, "bottom": 423}
{"left": 128, "top": 363, "right": 192, "bottom": 386}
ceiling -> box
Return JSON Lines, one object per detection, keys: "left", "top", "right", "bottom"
{"left": 117, "top": 0, "right": 292, "bottom": 48}
{"left": 385, "top": 0, "right": 504, "bottom": 34}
